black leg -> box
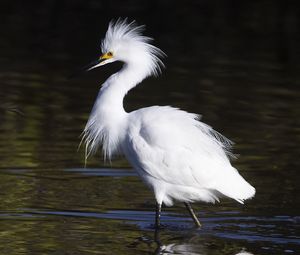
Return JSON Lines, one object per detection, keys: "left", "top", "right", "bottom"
{"left": 155, "top": 202, "right": 162, "bottom": 229}
{"left": 154, "top": 227, "right": 162, "bottom": 249}
{"left": 184, "top": 202, "right": 201, "bottom": 228}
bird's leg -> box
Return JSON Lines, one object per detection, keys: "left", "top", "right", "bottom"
{"left": 184, "top": 202, "right": 201, "bottom": 228}
{"left": 155, "top": 202, "right": 162, "bottom": 229}
{"left": 154, "top": 227, "right": 162, "bottom": 249}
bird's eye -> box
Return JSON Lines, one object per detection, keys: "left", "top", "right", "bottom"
{"left": 107, "top": 51, "right": 113, "bottom": 57}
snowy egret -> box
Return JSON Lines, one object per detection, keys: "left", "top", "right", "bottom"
{"left": 81, "top": 19, "right": 255, "bottom": 228}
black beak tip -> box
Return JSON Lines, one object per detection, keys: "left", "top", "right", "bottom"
{"left": 68, "top": 59, "right": 101, "bottom": 79}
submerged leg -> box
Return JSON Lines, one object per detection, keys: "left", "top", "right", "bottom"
{"left": 154, "top": 227, "right": 162, "bottom": 248}
{"left": 184, "top": 202, "right": 201, "bottom": 228}
{"left": 155, "top": 202, "right": 162, "bottom": 229}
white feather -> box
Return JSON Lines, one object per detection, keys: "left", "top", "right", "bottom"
{"left": 82, "top": 19, "right": 255, "bottom": 206}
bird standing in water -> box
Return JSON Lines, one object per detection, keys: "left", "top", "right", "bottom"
{"left": 82, "top": 19, "right": 255, "bottom": 228}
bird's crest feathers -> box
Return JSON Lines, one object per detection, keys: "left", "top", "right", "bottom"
{"left": 101, "top": 19, "right": 149, "bottom": 51}
{"left": 101, "top": 18, "right": 166, "bottom": 76}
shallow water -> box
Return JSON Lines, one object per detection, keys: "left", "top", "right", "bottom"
{"left": 0, "top": 2, "right": 300, "bottom": 255}
{"left": 0, "top": 168, "right": 299, "bottom": 254}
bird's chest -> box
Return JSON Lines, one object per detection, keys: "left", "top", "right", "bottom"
{"left": 84, "top": 108, "right": 126, "bottom": 160}
{"left": 101, "top": 120, "right": 125, "bottom": 158}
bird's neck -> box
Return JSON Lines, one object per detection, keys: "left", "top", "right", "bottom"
{"left": 97, "top": 62, "right": 148, "bottom": 114}
{"left": 83, "top": 62, "right": 148, "bottom": 160}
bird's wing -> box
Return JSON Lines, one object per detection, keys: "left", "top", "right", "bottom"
{"left": 124, "top": 106, "right": 234, "bottom": 189}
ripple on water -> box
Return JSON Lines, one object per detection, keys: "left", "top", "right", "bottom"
{"left": 1, "top": 208, "right": 298, "bottom": 247}
{"left": 65, "top": 167, "right": 137, "bottom": 177}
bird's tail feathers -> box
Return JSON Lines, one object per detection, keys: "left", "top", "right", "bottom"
{"left": 215, "top": 167, "right": 256, "bottom": 204}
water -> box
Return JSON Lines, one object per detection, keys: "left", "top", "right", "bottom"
{"left": 0, "top": 2, "right": 300, "bottom": 254}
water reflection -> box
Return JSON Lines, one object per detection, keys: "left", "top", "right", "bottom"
{"left": 155, "top": 243, "right": 254, "bottom": 255}
{"left": 133, "top": 228, "right": 255, "bottom": 255}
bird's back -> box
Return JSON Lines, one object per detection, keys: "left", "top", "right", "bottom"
{"left": 122, "top": 106, "right": 255, "bottom": 205}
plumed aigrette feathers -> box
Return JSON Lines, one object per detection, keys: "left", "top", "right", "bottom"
{"left": 82, "top": 19, "right": 255, "bottom": 213}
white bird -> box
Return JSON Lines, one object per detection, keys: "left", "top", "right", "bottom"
{"left": 81, "top": 19, "right": 255, "bottom": 228}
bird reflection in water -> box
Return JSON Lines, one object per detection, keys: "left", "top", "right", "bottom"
{"left": 130, "top": 228, "right": 254, "bottom": 255}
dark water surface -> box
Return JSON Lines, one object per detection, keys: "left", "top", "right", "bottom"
{"left": 0, "top": 1, "right": 300, "bottom": 254}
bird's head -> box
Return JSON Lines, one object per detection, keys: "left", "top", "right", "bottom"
{"left": 85, "top": 19, "right": 166, "bottom": 77}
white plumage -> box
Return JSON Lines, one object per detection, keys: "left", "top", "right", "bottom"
{"left": 82, "top": 19, "right": 255, "bottom": 226}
